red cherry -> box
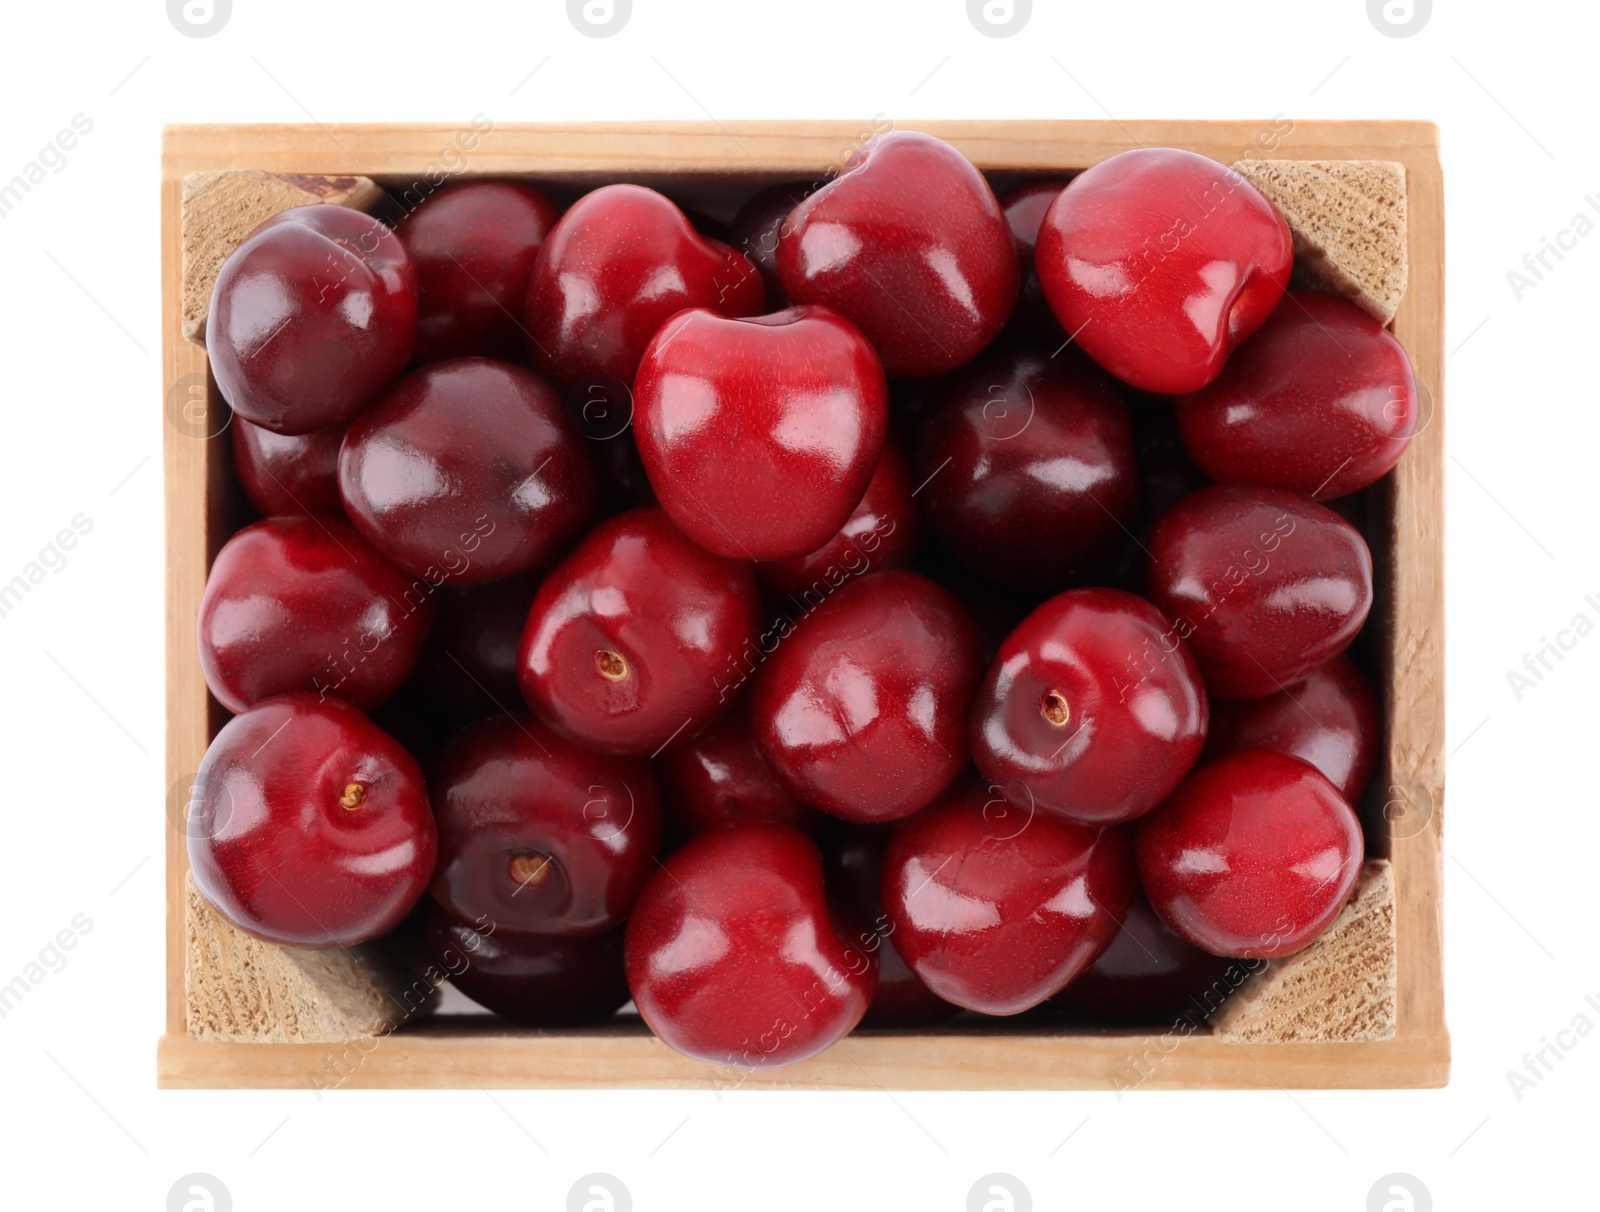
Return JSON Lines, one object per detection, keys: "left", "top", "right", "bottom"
{"left": 749, "top": 570, "right": 982, "bottom": 823}
{"left": 428, "top": 713, "right": 662, "bottom": 937}
{"left": 730, "top": 181, "right": 813, "bottom": 307}
{"left": 1174, "top": 290, "right": 1418, "bottom": 499}
{"left": 776, "top": 131, "right": 1018, "bottom": 378}
{"left": 409, "top": 575, "right": 540, "bottom": 718}
{"left": 1146, "top": 485, "right": 1374, "bottom": 699}
{"left": 1036, "top": 149, "right": 1292, "bottom": 394}
{"left": 756, "top": 437, "right": 924, "bottom": 602}
{"left": 423, "top": 906, "right": 628, "bottom": 1026}
{"left": 633, "top": 305, "right": 889, "bottom": 559}
{"left": 970, "top": 587, "right": 1209, "bottom": 826}
{"left": 1205, "top": 656, "right": 1380, "bottom": 803}
{"left": 624, "top": 825, "right": 875, "bottom": 1067}
{"left": 657, "top": 710, "right": 822, "bottom": 838}
{"left": 882, "top": 778, "right": 1134, "bottom": 1014}
{"left": 998, "top": 177, "right": 1072, "bottom": 340}
{"left": 188, "top": 694, "right": 436, "bottom": 947}
{"left": 197, "top": 516, "right": 433, "bottom": 714}
{"left": 230, "top": 415, "right": 345, "bottom": 517}
{"left": 1136, "top": 750, "right": 1364, "bottom": 958}
{"left": 339, "top": 357, "right": 599, "bottom": 585}
{"left": 518, "top": 507, "right": 762, "bottom": 757}
{"left": 521, "top": 184, "right": 764, "bottom": 392}
{"left": 207, "top": 204, "right": 417, "bottom": 434}
{"left": 393, "top": 180, "right": 561, "bottom": 363}
{"left": 912, "top": 347, "right": 1136, "bottom": 588}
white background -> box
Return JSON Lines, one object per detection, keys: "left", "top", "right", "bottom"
{"left": 0, "top": 0, "right": 1591, "bottom": 1208}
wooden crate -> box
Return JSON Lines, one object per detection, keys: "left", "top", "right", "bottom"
{"left": 157, "top": 121, "right": 1446, "bottom": 1090}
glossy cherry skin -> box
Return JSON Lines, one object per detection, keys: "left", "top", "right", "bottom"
{"left": 634, "top": 305, "right": 889, "bottom": 559}
{"left": 756, "top": 437, "right": 924, "bottom": 601}
{"left": 1205, "top": 656, "right": 1380, "bottom": 804}
{"left": 1036, "top": 148, "right": 1292, "bottom": 394}
{"left": 749, "top": 570, "right": 983, "bottom": 823}
{"left": 1174, "top": 290, "right": 1418, "bottom": 499}
{"left": 208, "top": 204, "right": 418, "bottom": 434}
{"left": 518, "top": 507, "right": 762, "bottom": 757}
{"left": 410, "top": 575, "right": 540, "bottom": 717}
{"left": 625, "top": 825, "right": 876, "bottom": 1067}
{"left": 197, "top": 516, "right": 434, "bottom": 714}
{"left": 776, "top": 131, "right": 1018, "bottom": 378}
{"left": 657, "top": 710, "right": 822, "bottom": 838}
{"left": 1136, "top": 750, "right": 1364, "bottom": 958}
{"left": 1146, "top": 485, "right": 1374, "bottom": 699}
{"left": 970, "top": 588, "right": 1209, "bottom": 826}
{"left": 339, "top": 358, "right": 599, "bottom": 585}
{"left": 423, "top": 906, "right": 628, "bottom": 1026}
{"left": 428, "top": 713, "right": 663, "bottom": 937}
{"left": 882, "top": 778, "right": 1135, "bottom": 1014}
{"left": 521, "top": 184, "right": 764, "bottom": 392}
{"left": 913, "top": 347, "right": 1136, "bottom": 588}
{"left": 394, "top": 179, "right": 561, "bottom": 363}
{"left": 822, "top": 823, "right": 960, "bottom": 1027}
{"left": 999, "top": 178, "right": 1072, "bottom": 340}
{"left": 188, "top": 694, "right": 437, "bottom": 948}
{"left": 730, "top": 181, "right": 812, "bottom": 308}
{"left": 1049, "top": 892, "right": 1239, "bottom": 1025}
{"left": 230, "top": 416, "right": 344, "bottom": 517}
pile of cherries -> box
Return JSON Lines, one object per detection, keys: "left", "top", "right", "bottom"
{"left": 189, "top": 133, "right": 1415, "bottom": 1068}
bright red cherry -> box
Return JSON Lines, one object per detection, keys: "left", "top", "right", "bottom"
{"left": 913, "top": 347, "right": 1136, "bottom": 588}
{"left": 230, "top": 415, "right": 345, "bottom": 517}
{"left": 625, "top": 825, "right": 875, "bottom": 1067}
{"left": 188, "top": 694, "right": 436, "bottom": 948}
{"left": 197, "top": 516, "right": 433, "bottom": 714}
{"left": 749, "top": 570, "right": 982, "bottom": 823}
{"left": 1036, "top": 148, "right": 1292, "bottom": 394}
{"left": 207, "top": 204, "right": 417, "bottom": 434}
{"left": 409, "top": 575, "right": 540, "bottom": 718}
{"left": 1174, "top": 290, "right": 1418, "bottom": 499}
{"left": 970, "top": 588, "right": 1209, "bottom": 826}
{"left": 882, "top": 778, "right": 1134, "bottom": 1014}
{"left": 1205, "top": 656, "right": 1380, "bottom": 803}
{"left": 1146, "top": 485, "right": 1374, "bottom": 699}
{"left": 730, "top": 181, "right": 812, "bottom": 307}
{"left": 776, "top": 131, "right": 1018, "bottom": 378}
{"left": 756, "top": 437, "right": 924, "bottom": 602}
{"left": 999, "top": 178, "right": 1072, "bottom": 340}
{"left": 1136, "top": 750, "right": 1364, "bottom": 958}
{"left": 518, "top": 507, "right": 762, "bottom": 757}
{"left": 521, "top": 184, "right": 764, "bottom": 394}
{"left": 657, "top": 710, "right": 822, "bottom": 838}
{"left": 394, "top": 179, "right": 561, "bottom": 363}
{"left": 339, "top": 357, "right": 598, "bottom": 585}
{"left": 428, "top": 713, "right": 662, "bottom": 937}
{"left": 633, "top": 305, "right": 889, "bottom": 560}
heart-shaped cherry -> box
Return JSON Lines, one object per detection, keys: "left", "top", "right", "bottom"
{"left": 998, "top": 178, "right": 1072, "bottom": 340}
{"left": 634, "top": 305, "right": 889, "bottom": 560}
{"left": 657, "top": 710, "right": 822, "bottom": 838}
{"left": 230, "top": 415, "right": 345, "bottom": 518}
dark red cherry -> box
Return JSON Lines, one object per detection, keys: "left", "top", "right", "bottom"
{"left": 634, "top": 305, "right": 888, "bottom": 560}
{"left": 518, "top": 507, "right": 761, "bottom": 757}
{"left": 188, "top": 694, "right": 436, "bottom": 948}
{"left": 776, "top": 131, "right": 1018, "bottom": 378}
{"left": 624, "top": 825, "right": 875, "bottom": 1067}
{"left": 393, "top": 179, "right": 561, "bottom": 363}
{"left": 1174, "top": 290, "right": 1418, "bottom": 499}
{"left": 882, "top": 778, "right": 1134, "bottom": 1014}
{"left": 197, "top": 516, "right": 433, "bottom": 714}
{"left": 428, "top": 713, "right": 662, "bottom": 937}
{"left": 339, "top": 357, "right": 598, "bottom": 585}
{"left": 749, "top": 570, "right": 982, "bottom": 823}
{"left": 1205, "top": 656, "right": 1380, "bottom": 804}
{"left": 423, "top": 906, "right": 628, "bottom": 1026}
{"left": 913, "top": 347, "right": 1136, "bottom": 588}
{"left": 970, "top": 587, "right": 1208, "bottom": 826}
{"left": 1036, "top": 149, "right": 1292, "bottom": 394}
{"left": 410, "top": 575, "right": 540, "bottom": 718}
{"left": 230, "top": 415, "right": 345, "bottom": 517}
{"left": 657, "top": 710, "right": 822, "bottom": 838}
{"left": 730, "top": 181, "right": 812, "bottom": 307}
{"left": 1136, "top": 750, "right": 1363, "bottom": 958}
{"left": 521, "top": 184, "right": 764, "bottom": 393}
{"left": 207, "top": 204, "right": 417, "bottom": 434}
{"left": 999, "top": 178, "right": 1072, "bottom": 340}
{"left": 1146, "top": 485, "right": 1374, "bottom": 699}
